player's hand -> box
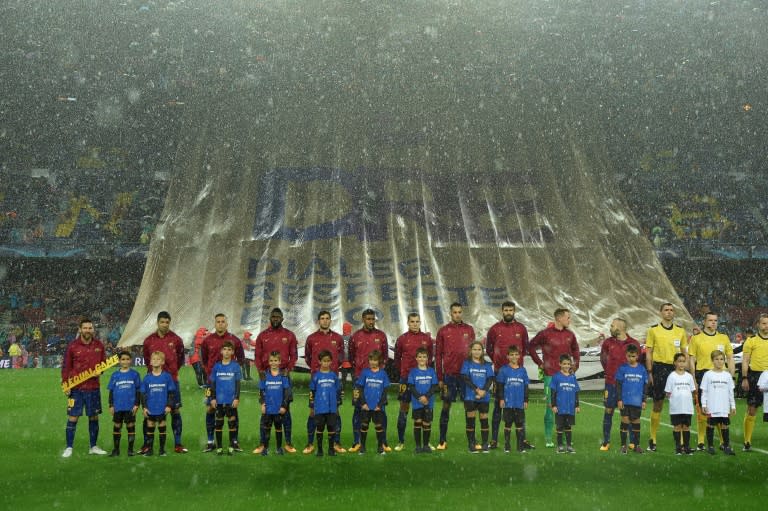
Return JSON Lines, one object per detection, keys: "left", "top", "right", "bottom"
{"left": 523, "top": 402, "right": 528, "bottom": 409}
{"left": 741, "top": 379, "right": 750, "bottom": 392}
{"left": 647, "top": 373, "right": 654, "bottom": 386}
{"left": 419, "top": 396, "right": 429, "bottom": 405}
{"left": 165, "top": 406, "right": 171, "bottom": 414}
{"left": 131, "top": 405, "right": 138, "bottom": 414}
{"left": 279, "top": 407, "right": 286, "bottom": 415}
{"left": 309, "top": 408, "right": 314, "bottom": 417}
{"left": 210, "top": 399, "right": 217, "bottom": 408}
{"left": 702, "top": 407, "right": 709, "bottom": 415}
{"left": 730, "top": 408, "right": 736, "bottom": 417}
{"left": 617, "top": 400, "right": 624, "bottom": 410}
{"left": 143, "top": 408, "right": 149, "bottom": 418}
{"left": 260, "top": 403, "right": 266, "bottom": 414}
{"left": 641, "top": 401, "right": 646, "bottom": 410}
{"left": 362, "top": 404, "right": 370, "bottom": 411}
{"left": 499, "top": 399, "right": 506, "bottom": 408}
{"left": 551, "top": 406, "right": 558, "bottom": 414}
{"left": 476, "top": 389, "right": 486, "bottom": 399}
{"left": 232, "top": 399, "right": 239, "bottom": 409}
{"left": 109, "top": 406, "right": 115, "bottom": 416}
{"left": 575, "top": 406, "right": 580, "bottom": 414}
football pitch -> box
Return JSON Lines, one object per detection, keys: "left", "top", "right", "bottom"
{"left": 2, "top": 369, "right": 766, "bottom": 511}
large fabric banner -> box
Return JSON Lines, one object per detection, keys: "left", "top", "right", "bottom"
{"left": 118, "top": 0, "right": 691, "bottom": 379}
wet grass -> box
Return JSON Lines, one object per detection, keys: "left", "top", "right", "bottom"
{"left": 1, "top": 368, "right": 766, "bottom": 510}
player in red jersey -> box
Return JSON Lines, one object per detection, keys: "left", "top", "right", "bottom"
{"left": 435, "top": 302, "right": 476, "bottom": 450}
{"left": 200, "top": 313, "right": 245, "bottom": 452}
{"left": 61, "top": 317, "right": 108, "bottom": 457}
{"left": 138, "top": 311, "right": 187, "bottom": 454}
{"left": 486, "top": 301, "right": 533, "bottom": 450}
{"left": 599, "top": 318, "right": 640, "bottom": 450}
{"left": 393, "top": 312, "right": 434, "bottom": 451}
{"left": 347, "top": 309, "right": 390, "bottom": 452}
{"left": 189, "top": 327, "right": 209, "bottom": 388}
{"left": 529, "top": 308, "right": 580, "bottom": 447}
{"left": 302, "top": 310, "right": 346, "bottom": 454}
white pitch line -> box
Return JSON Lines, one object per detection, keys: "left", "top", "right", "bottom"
{"left": 580, "top": 400, "right": 768, "bottom": 455}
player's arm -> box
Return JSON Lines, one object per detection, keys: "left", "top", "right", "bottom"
{"left": 303, "top": 339, "right": 312, "bottom": 367}
{"left": 281, "top": 382, "right": 291, "bottom": 412}
{"left": 140, "top": 390, "right": 149, "bottom": 416}
{"left": 434, "top": 332, "right": 444, "bottom": 382}
{"left": 108, "top": 388, "right": 115, "bottom": 413}
{"left": 600, "top": 342, "right": 609, "bottom": 371}
{"left": 394, "top": 338, "right": 402, "bottom": 376}
{"left": 741, "top": 352, "right": 751, "bottom": 391}
{"left": 727, "top": 352, "right": 735, "bottom": 378}
{"left": 481, "top": 373, "right": 494, "bottom": 391}
{"left": 288, "top": 333, "right": 298, "bottom": 372}
{"left": 528, "top": 332, "right": 544, "bottom": 367}
{"left": 575, "top": 390, "right": 580, "bottom": 413}
{"left": 616, "top": 379, "right": 624, "bottom": 408}
{"left": 461, "top": 372, "right": 478, "bottom": 391}
{"left": 570, "top": 336, "right": 580, "bottom": 373}
{"left": 376, "top": 386, "right": 387, "bottom": 409}
{"left": 485, "top": 329, "right": 494, "bottom": 359}
{"left": 550, "top": 388, "right": 558, "bottom": 412}
{"left": 176, "top": 338, "right": 185, "bottom": 368}
{"left": 495, "top": 380, "right": 505, "bottom": 401}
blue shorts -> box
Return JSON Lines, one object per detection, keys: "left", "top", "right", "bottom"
{"left": 441, "top": 374, "right": 464, "bottom": 403}
{"left": 398, "top": 378, "right": 412, "bottom": 403}
{"left": 603, "top": 383, "right": 618, "bottom": 409}
{"left": 67, "top": 389, "right": 102, "bottom": 417}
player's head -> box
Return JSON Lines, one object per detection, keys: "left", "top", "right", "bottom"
{"left": 318, "top": 350, "right": 332, "bottom": 371}
{"left": 118, "top": 350, "right": 132, "bottom": 368}
{"left": 221, "top": 341, "right": 234, "bottom": 359}
{"left": 554, "top": 308, "right": 571, "bottom": 328}
{"left": 407, "top": 312, "right": 421, "bottom": 333}
{"left": 756, "top": 313, "right": 768, "bottom": 336}
{"left": 270, "top": 308, "right": 284, "bottom": 328}
{"left": 268, "top": 350, "right": 281, "bottom": 369}
{"left": 361, "top": 309, "right": 377, "bottom": 330}
{"left": 156, "top": 311, "right": 171, "bottom": 334}
{"left": 78, "top": 317, "right": 94, "bottom": 341}
{"left": 150, "top": 350, "right": 166, "bottom": 368}
{"left": 673, "top": 352, "right": 687, "bottom": 369}
{"left": 317, "top": 310, "right": 331, "bottom": 330}
{"left": 558, "top": 353, "right": 572, "bottom": 372}
{"left": 507, "top": 344, "right": 520, "bottom": 365}
{"left": 625, "top": 344, "right": 639, "bottom": 363}
{"left": 710, "top": 349, "right": 725, "bottom": 365}
{"left": 450, "top": 302, "right": 463, "bottom": 323}
{"left": 468, "top": 341, "right": 484, "bottom": 361}
{"left": 368, "top": 349, "right": 383, "bottom": 367}
{"left": 609, "top": 318, "right": 627, "bottom": 338}
{"left": 415, "top": 346, "right": 429, "bottom": 366}
{"left": 214, "top": 313, "right": 228, "bottom": 334}
{"left": 703, "top": 312, "right": 718, "bottom": 332}
{"left": 659, "top": 303, "right": 675, "bottom": 322}
{"left": 501, "top": 301, "right": 516, "bottom": 322}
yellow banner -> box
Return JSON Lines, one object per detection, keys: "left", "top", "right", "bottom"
{"left": 61, "top": 354, "right": 119, "bottom": 393}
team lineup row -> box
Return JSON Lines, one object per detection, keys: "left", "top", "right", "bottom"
{"left": 60, "top": 302, "right": 768, "bottom": 457}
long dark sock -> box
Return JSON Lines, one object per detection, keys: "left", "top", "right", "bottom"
{"left": 504, "top": 426, "right": 512, "bottom": 447}
{"left": 88, "top": 418, "right": 99, "bottom": 447}
{"left": 127, "top": 423, "right": 136, "bottom": 450}
{"left": 65, "top": 420, "right": 77, "bottom": 448}
{"left": 603, "top": 412, "right": 613, "bottom": 444}
{"left": 565, "top": 429, "right": 572, "bottom": 447}
{"left": 479, "top": 418, "right": 489, "bottom": 446}
{"left": 673, "top": 430, "right": 681, "bottom": 450}
{"left": 721, "top": 427, "right": 730, "bottom": 447}
{"left": 516, "top": 427, "right": 524, "bottom": 450}
{"left": 113, "top": 423, "right": 122, "bottom": 450}
{"left": 142, "top": 417, "right": 148, "bottom": 446}
{"left": 275, "top": 425, "right": 283, "bottom": 448}
{"left": 215, "top": 416, "right": 224, "bottom": 448}
{"left": 376, "top": 427, "right": 386, "bottom": 449}
{"left": 306, "top": 416, "right": 316, "bottom": 444}
{"left": 706, "top": 425, "right": 714, "bottom": 447}
{"left": 556, "top": 430, "right": 563, "bottom": 447}
{"left": 422, "top": 423, "right": 431, "bottom": 447}
{"left": 146, "top": 424, "right": 156, "bottom": 450}
{"left": 439, "top": 408, "right": 450, "bottom": 443}
{"left": 206, "top": 411, "right": 215, "bottom": 443}
{"left": 397, "top": 411, "right": 408, "bottom": 444}
{"left": 158, "top": 425, "right": 167, "bottom": 452}
{"left": 683, "top": 430, "right": 691, "bottom": 450}
{"left": 491, "top": 402, "right": 501, "bottom": 443}
{"left": 360, "top": 429, "right": 368, "bottom": 450}
{"left": 631, "top": 423, "right": 641, "bottom": 446}
{"left": 620, "top": 423, "right": 628, "bottom": 446}
{"left": 171, "top": 412, "right": 182, "bottom": 445}
{"left": 283, "top": 410, "right": 292, "bottom": 445}
{"left": 230, "top": 410, "right": 239, "bottom": 444}
{"left": 316, "top": 432, "right": 324, "bottom": 455}
{"left": 413, "top": 421, "right": 422, "bottom": 448}
{"left": 465, "top": 416, "right": 476, "bottom": 445}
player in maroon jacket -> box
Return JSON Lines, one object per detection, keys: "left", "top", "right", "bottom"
{"left": 200, "top": 313, "right": 245, "bottom": 452}
{"left": 393, "top": 312, "right": 434, "bottom": 451}
{"left": 302, "top": 310, "right": 346, "bottom": 455}
{"left": 347, "top": 309, "right": 390, "bottom": 452}
{"left": 485, "top": 301, "right": 533, "bottom": 450}
{"left": 435, "top": 302, "right": 476, "bottom": 450}
{"left": 599, "top": 318, "right": 640, "bottom": 450}
{"left": 252, "top": 308, "right": 299, "bottom": 453}
{"left": 139, "top": 311, "right": 187, "bottom": 454}
{"left": 61, "top": 318, "right": 108, "bottom": 457}
{"left": 529, "top": 308, "right": 580, "bottom": 448}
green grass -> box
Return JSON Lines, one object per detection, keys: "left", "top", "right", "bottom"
{"left": 1, "top": 368, "right": 766, "bottom": 510}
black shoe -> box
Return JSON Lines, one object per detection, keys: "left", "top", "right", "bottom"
{"left": 707, "top": 446, "right": 716, "bottom": 455}
{"left": 109, "top": 449, "right": 120, "bottom": 457}
{"left": 316, "top": 449, "right": 324, "bottom": 457}
{"left": 139, "top": 445, "right": 151, "bottom": 455}
{"left": 646, "top": 440, "right": 657, "bottom": 452}
{"left": 522, "top": 440, "right": 536, "bottom": 450}
{"left": 232, "top": 442, "right": 243, "bottom": 453}
{"left": 127, "top": 449, "right": 135, "bottom": 457}
{"left": 743, "top": 442, "right": 752, "bottom": 452}
{"left": 489, "top": 440, "right": 498, "bottom": 450}
{"left": 142, "top": 449, "right": 153, "bottom": 457}
{"left": 696, "top": 443, "right": 706, "bottom": 451}
{"left": 723, "top": 446, "right": 736, "bottom": 456}
{"left": 203, "top": 443, "right": 216, "bottom": 453}
{"left": 159, "top": 450, "right": 167, "bottom": 457}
